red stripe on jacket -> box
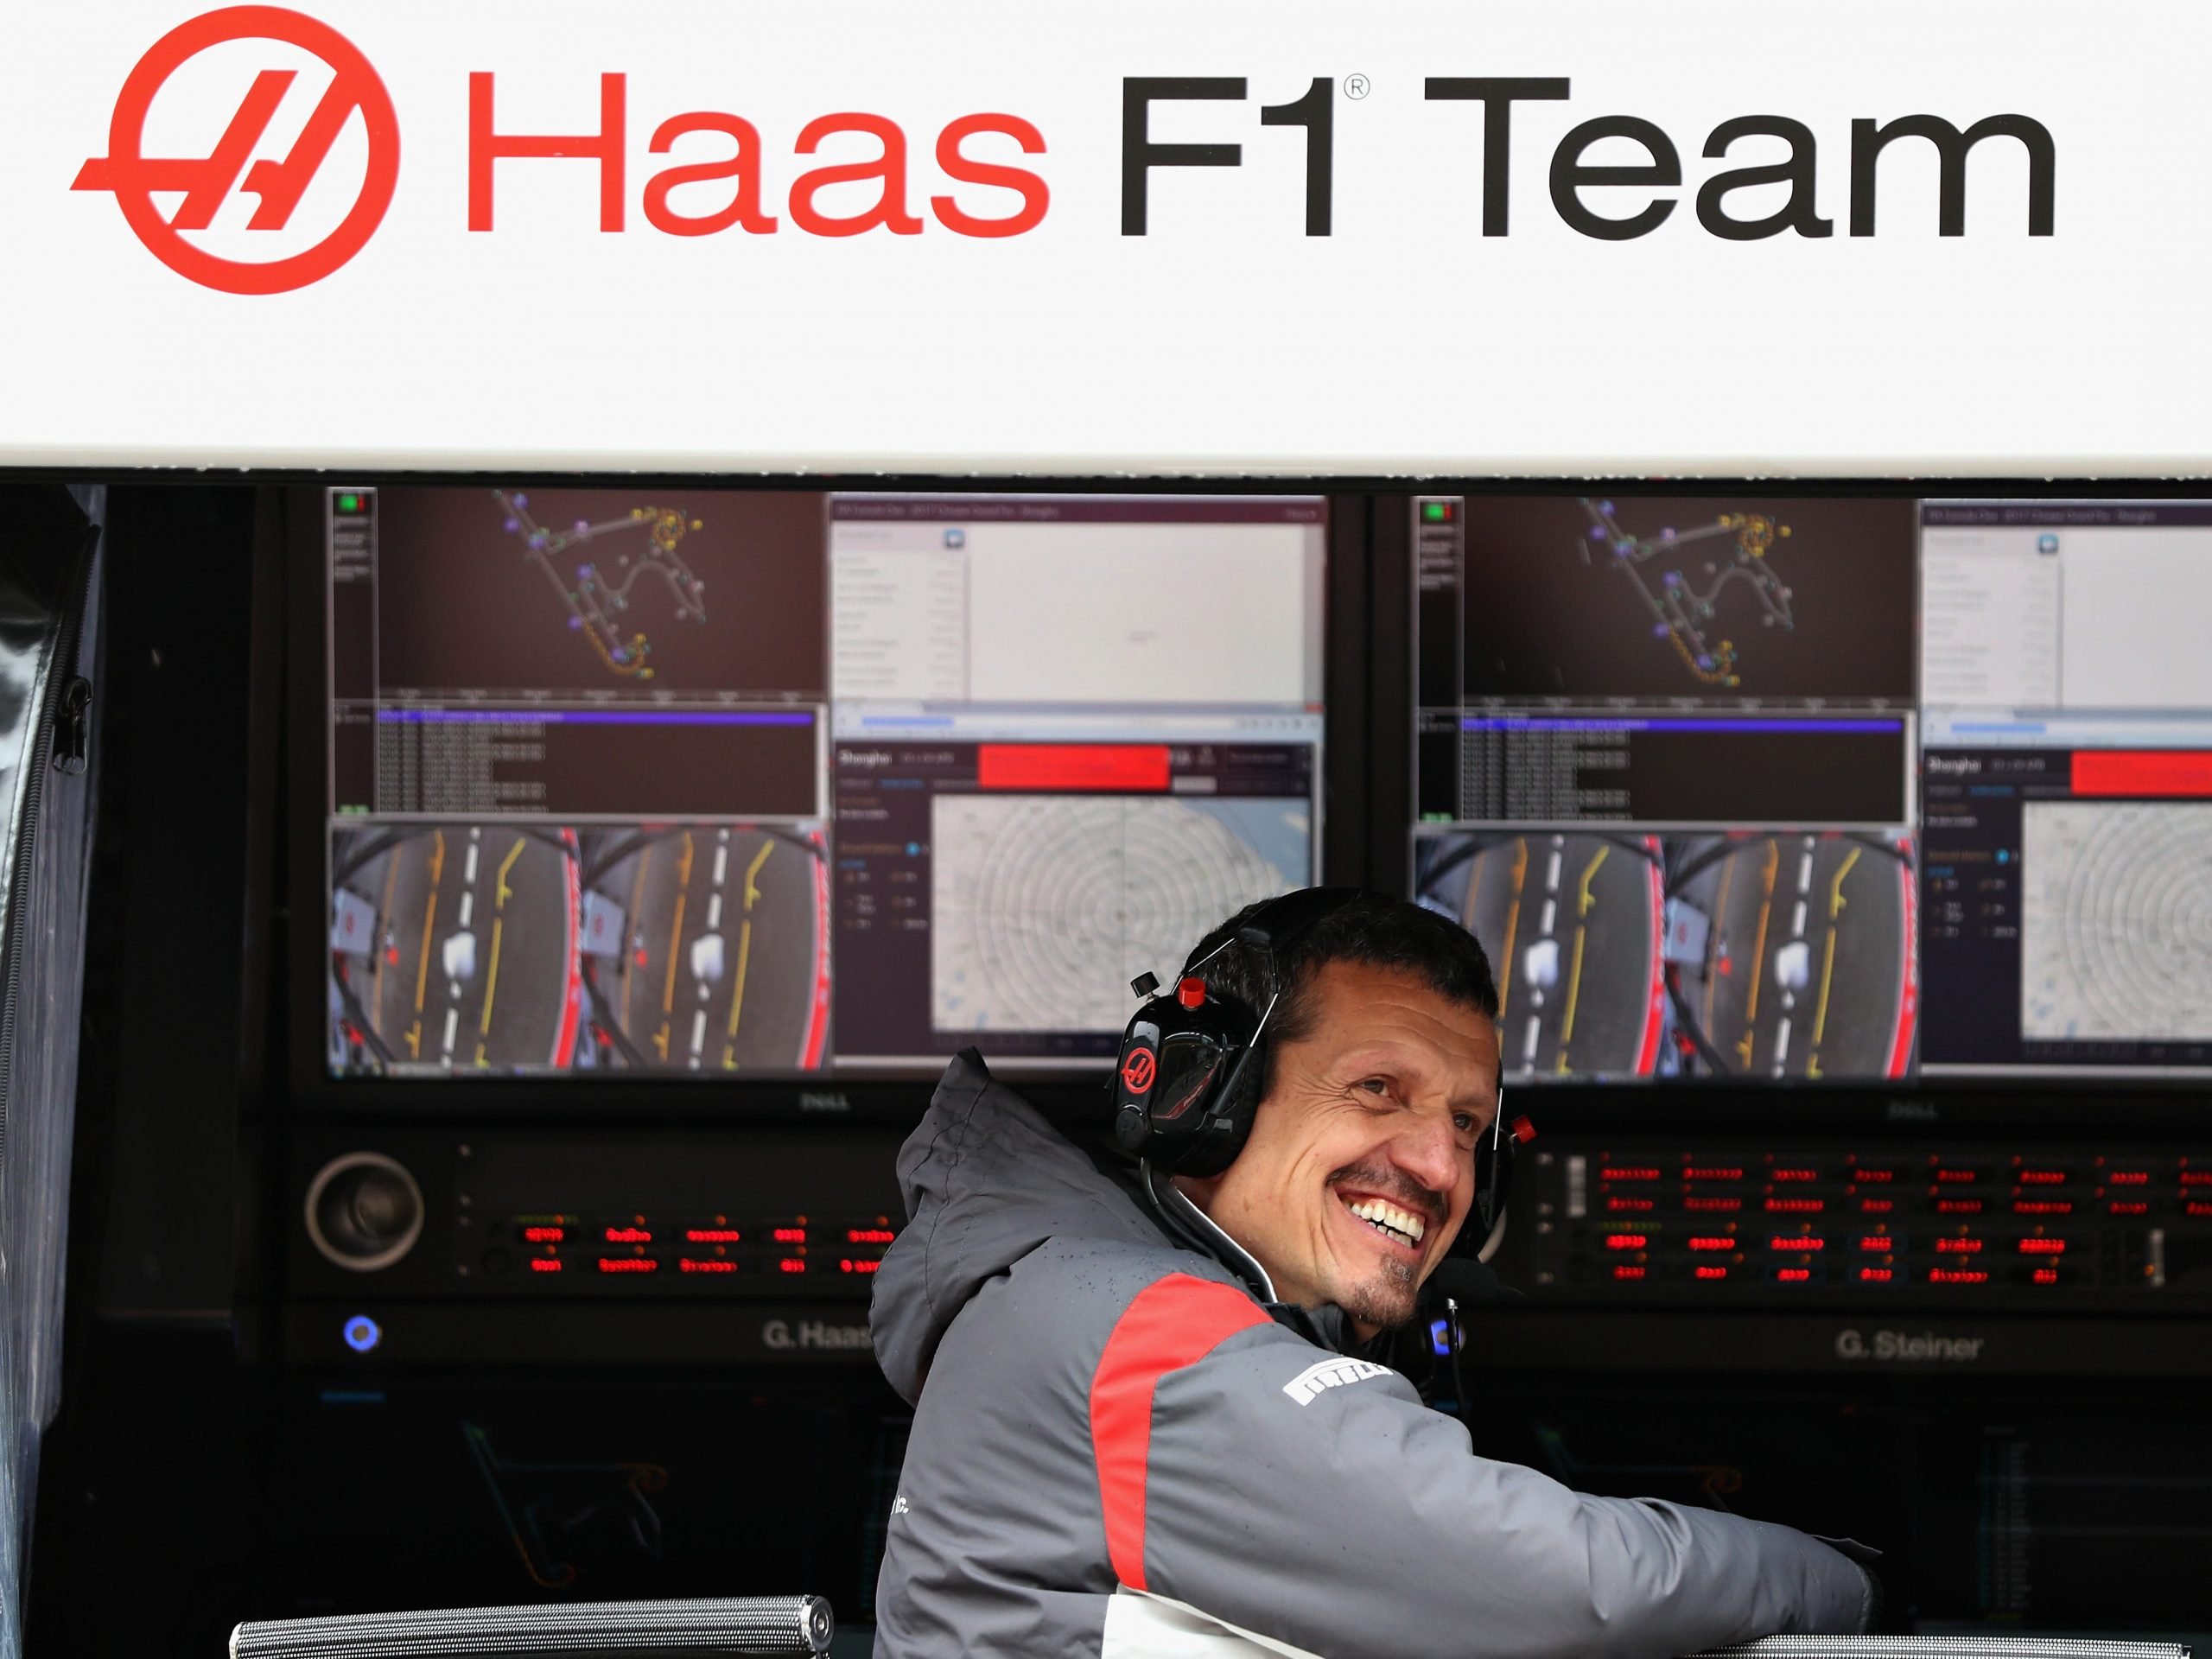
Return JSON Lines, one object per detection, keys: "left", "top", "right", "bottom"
{"left": 1089, "top": 1273, "right": 1270, "bottom": 1592}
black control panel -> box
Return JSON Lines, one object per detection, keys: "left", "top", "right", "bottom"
{"left": 287, "top": 1128, "right": 907, "bottom": 1367}
{"left": 1478, "top": 1136, "right": 2212, "bottom": 1377}
{"left": 296, "top": 1128, "right": 2212, "bottom": 1373}
{"left": 1510, "top": 1141, "right": 2210, "bottom": 1298}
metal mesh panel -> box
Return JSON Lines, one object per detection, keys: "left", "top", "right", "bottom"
{"left": 229, "top": 1596, "right": 832, "bottom": 1659}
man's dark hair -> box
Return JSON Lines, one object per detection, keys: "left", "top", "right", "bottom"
{"left": 1180, "top": 891, "right": 1498, "bottom": 1096}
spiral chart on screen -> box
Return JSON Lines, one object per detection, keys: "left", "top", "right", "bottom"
{"left": 930, "top": 795, "right": 1308, "bottom": 1033}
{"left": 2021, "top": 801, "right": 2212, "bottom": 1042}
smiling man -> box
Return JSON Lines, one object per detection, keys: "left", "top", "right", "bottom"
{"left": 1165, "top": 947, "right": 1496, "bottom": 1344}
{"left": 870, "top": 890, "right": 1874, "bottom": 1659}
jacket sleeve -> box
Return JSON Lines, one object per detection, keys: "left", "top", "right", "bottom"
{"left": 1122, "top": 1319, "right": 1872, "bottom": 1659}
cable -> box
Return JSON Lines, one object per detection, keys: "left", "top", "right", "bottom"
{"left": 1444, "top": 1295, "right": 1471, "bottom": 1426}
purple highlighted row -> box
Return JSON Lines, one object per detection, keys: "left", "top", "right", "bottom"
{"left": 377, "top": 709, "right": 813, "bottom": 726}
{"left": 1462, "top": 716, "right": 1903, "bottom": 735}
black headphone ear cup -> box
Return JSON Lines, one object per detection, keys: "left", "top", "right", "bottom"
{"left": 1139, "top": 890, "right": 1357, "bottom": 1166}
{"left": 1113, "top": 985, "right": 1263, "bottom": 1175}
{"left": 1154, "top": 1026, "right": 1267, "bottom": 1179}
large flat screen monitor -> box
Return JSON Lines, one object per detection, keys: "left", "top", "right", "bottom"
{"left": 316, "top": 486, "right": 1325, "bottom": 1080}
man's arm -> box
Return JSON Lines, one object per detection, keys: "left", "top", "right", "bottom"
{"left": 1110, "top": 1301, "right": 1872, "bottom": 1659}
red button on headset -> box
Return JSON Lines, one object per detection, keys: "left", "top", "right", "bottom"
{"left": 1177, "top": 976, "right": 1206, "bottom": 1008}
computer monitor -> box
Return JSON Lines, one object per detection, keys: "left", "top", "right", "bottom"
{"left": 315, "top": 486, "right": 1325, "bottom": 1080}
{"left": 1409, "top": 494, "right": 1919, "bottom": 1083}
{"left": 1920, "top": 499, "right": 2212, "bottom": 1076}
{"left": 826, "top": 494, "right": 1325, "bottom": 1067}
{"left": 321, "top": 486, "right": 830, "bottom": 1077}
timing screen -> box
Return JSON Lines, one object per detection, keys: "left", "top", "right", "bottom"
{"left": 328, "top": 488, "right": 827, "bottom": 821}
{"left": 323, "top": 488, "right": 1325, "bottom": 1079}
{"left": 327, "top": 487, "right": 2212, "bottom": 1087}
{"left": 1415, "top": 494, "right": 1916, "bottom": 829}
{"left": 1920, "top": 501, "right": 2212, "bottom": 1075}
{"left": 1413, "top": 494, "right": 1920, "bottom": 1084}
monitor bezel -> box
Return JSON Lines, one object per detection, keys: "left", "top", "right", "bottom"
{"left": 281, "top": 475, "right": 1366, "bottom": 1122}
{"left": 1370, "top": 477, "right": 2212, "bottom": 1141}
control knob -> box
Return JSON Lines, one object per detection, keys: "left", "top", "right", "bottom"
{"left": 304, "top": 1152, "right": 424, "bottom": 1272}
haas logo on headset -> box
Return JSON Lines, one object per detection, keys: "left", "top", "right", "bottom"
{"left": 1120, "top": 1049, "right": 1157, "bottom": 1094}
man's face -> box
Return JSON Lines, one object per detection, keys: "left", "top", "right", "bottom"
{"left": 1176, "top": 959, "right": 1502, "bottom": 1340}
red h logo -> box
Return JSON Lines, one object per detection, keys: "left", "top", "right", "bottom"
{"left": 73, "top": 7, "right": 399, "bottom": 294}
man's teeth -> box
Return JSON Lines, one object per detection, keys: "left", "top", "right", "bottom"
{"left": 1344, "top": 1197, "right": 1425, "bottom": 1245}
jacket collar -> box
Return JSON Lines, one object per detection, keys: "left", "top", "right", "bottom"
{"left": 1139, "top": 1160, "right": 1362, "bottom": 1356}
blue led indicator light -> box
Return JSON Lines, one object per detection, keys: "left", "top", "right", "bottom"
{"left": 342, "top": 1315, "right": 382, "bottom": 1354}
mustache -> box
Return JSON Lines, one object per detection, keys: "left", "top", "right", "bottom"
{"left": 1327, "top": 1160, "right": 1446, "bottom": 1226}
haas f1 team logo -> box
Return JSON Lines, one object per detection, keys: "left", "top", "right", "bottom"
{"left": 73, "top": 6, "right": 397, "bottom": 294}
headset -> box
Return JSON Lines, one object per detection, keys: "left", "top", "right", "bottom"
{"left": 1110, "top": 886, "right": 1357, "bottom": 1178}
{"left": 1109, "top": 887, "right": 1534, "bottom": 1243}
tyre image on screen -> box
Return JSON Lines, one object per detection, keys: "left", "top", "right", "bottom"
{"left": 329, "top": 823, "right": 582, "bottom": 1075}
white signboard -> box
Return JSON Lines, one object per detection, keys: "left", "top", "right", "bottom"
{"left": 0, "top": 2, "right": 2203, "bottom": 474}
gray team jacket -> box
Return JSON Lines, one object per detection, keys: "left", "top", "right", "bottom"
{"left": 869, "top": 1052, "right": 1874, "bottom": 1658}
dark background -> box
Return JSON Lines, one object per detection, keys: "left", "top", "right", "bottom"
{"left": 1453, "top": 494, "right": 1918, "bottom": 705}
{"left": 343, "top": 708, "right": 822, "bottom": 818}
{"left": 1433, "top": 719, "right": 1911, "bottom": 825}
{"left": 24, "top": 481, "right": 2212, "bottom": 1658}
{"left": 369, "top": 487, "right": 827, "bottom": 702}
